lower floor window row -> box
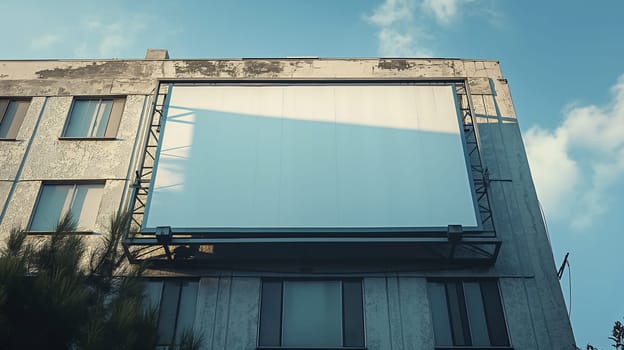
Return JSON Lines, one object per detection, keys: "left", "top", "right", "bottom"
{"left": 146, "top": 279, "right": 510, "bottom": 349}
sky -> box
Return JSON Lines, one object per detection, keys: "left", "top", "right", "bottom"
{"left": 2, "top": 0, "right": 623, "bottom": 347}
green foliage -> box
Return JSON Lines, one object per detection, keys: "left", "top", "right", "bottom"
{"left": 178, "top": 328, "right": 203, "bottom": 350}
{"left": 610, "top": 320, "right": 624, "bottom": 350}
{"left": 586, "top": 319, "right": 624, "bottom": 350}
{"left": 0, "top": 211, "right": 167, "bottom": 350}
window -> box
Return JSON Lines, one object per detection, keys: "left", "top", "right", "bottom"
{"left": 29, "top": 183, "right": 104, "bottom": 231}
{"left": 144, "top": 280, "right": 199, "bottom": 348}
{"left": 259, "top": 279, "right": 364, "bottom": 348}
{"left": 427, "top": 280, "right": 510, "bottom": 348}
{"left": 62, "top": 97, "right": 125, "bottom": 138}
{"left": 0, "top": 98, "right": 30, "bottom": 139}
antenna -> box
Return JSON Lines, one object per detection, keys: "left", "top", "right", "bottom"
{"left": 557, "top": 252, "right": 573, "bottom": 316}
{"left": 557, "top": 252, "right": 569, "bottom": 280}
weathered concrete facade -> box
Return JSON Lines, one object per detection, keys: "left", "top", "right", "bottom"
{"left": 0, "top": 51, "right": 576, "bottom": 349}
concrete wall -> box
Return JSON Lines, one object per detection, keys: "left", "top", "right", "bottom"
{"left": 183, "top": 274, "right": 574, "bottom": 350}
{"left": 0, "top": 94, "right": 150, "bottom": 236}
{"left": 0, "top": 55, "right": 575, "bottom": 349}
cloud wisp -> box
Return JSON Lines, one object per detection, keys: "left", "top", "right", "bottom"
{"left": 73, "top": 14, "right": 153, "bottom": 58}
{"left": 365, "top": 0, "right": 483, "bottom": 57}
{"left": 29, "top": 34, "right": 61, "bottom": 51}
{"left": 26, "top": 10, "right": 158, "bottom": 59}
{"left": 422, "top": 0, "right": 461, "bottom": 25}
{"left": 365, "top": 0, "right": 431, "bottom": 57}
{"left": 525, "top": 74, "right": 624, "bottom": 230}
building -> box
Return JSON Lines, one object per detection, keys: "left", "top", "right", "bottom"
{"left": 0, "top": 49, "right": 576, "bottom": 349}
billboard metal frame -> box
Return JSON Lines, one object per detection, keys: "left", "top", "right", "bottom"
{"left": 123, "top": 79, "right": 500, "bottom": 265}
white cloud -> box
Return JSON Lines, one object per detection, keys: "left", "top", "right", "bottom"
{"left": 524, "top": 126, "right": 580, "bottom": 215}
{"left": 366, "top": 0, "right": 425, "bottom": 57}
{"left": 422, "top": 0, "right": 460, "bottom": 25}
{"left": 525, "top": 74, "right": 624, "bottom": 229}
{"left": 377, "top": 27, "right": 433, "bottom": 57}
{"left": 29, "top": 34, "right": 60, "bottom": 50}
{"left": 367, "top": 0, "right": 414, "bottom": 26}
{"left": 365, "top": 0, "right": 496, "bottom": 57}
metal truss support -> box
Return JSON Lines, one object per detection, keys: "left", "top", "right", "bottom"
{"left": 455, "top": 81, "right": 496, "bottom": 237}
{"left": 129, "top": 83, "right": 169, "bottom": 231}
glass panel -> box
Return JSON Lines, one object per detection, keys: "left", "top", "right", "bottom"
{"left": 0, "top": 101, "right": 19, "bottom": 138}
{"left": 259, "top": 281, "right": 283, "bottom": 346}
{"left": 30, "top": 185, "right": 72, "bottom": 231}
{"left": 480, "top": 281, "right": 510, "bottom": 346}
{"left": 104, "top": 98, "right": 125, "bottom": 137}
{"left": 143, "top": 281, "right": 164, "bottom": 310}
{"left": 8, "top": 100, "right": 29, "bottom": 139}
{"left": 342, "top": 280, "right": 364, "bottom": 347}
{"left": 71, "top": 184, "right": 103, "bottom": 230}
{"left": 174, "top": 282, "right": 198, "bottom": 344}
{"left": 463, "top": 282, "right": 490, "bottom": 346}
{"left": 427, "top": 282, "right": 453, "bottom": 346}
{"left": 158, "top": 282, "right": 181, "bottom": 345}
{"left": 0, "top": 99, "right": 8, "bottom": 123}
{"left": 93, "top": 100, "right": 112, "bottom": 137}
{"left": 282, "top": 281, "right": 342, "bottom": 347}
{"left": 446, "top": 282, "right": 470, "bottom": 346}
{"left": 65, "top": 100, "right": 98, "bottom": 137}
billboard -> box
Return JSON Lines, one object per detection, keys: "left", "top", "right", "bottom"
{"left": 143, "top": 83, "right": 479, "bottom": 232}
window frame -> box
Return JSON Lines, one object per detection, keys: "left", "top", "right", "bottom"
{"left": 258, "top": 278, "right": 366, "bottom": 350}
{"left": 27, "top": 181, "right": 105, "bottom": 234}
{"left": 60, "top": 96, "right": 125, "bottom": 139}
{"left": 144, "top": 279, "right": 200, "bottom": 348}
{"left": 427, "top": 278, "right": 512, "bottom": 349}
{"left": 0, "top": 97, "right": 31, "bottom": 140}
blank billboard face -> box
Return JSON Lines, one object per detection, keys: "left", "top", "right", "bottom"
{"left": 143, "top": 84, "right": 479, "bottom": 231}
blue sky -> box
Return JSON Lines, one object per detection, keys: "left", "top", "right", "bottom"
{"left": 3, "top": 0, "right": 624, "bottom": 347}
